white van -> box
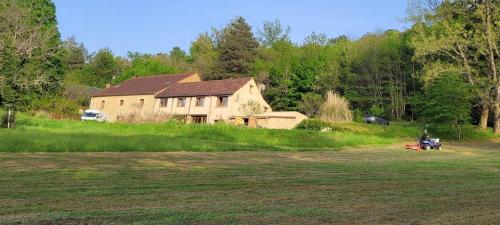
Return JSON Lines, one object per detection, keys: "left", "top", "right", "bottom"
{"left": 81, "top": 110, "right": 106, "bottom": 122}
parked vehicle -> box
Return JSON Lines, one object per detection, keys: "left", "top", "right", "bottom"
{"left": 81, "top": 110, "right": 106, "bottom": 122}
{"left": 363, "top": 115, "right": 389, "bottom": 125}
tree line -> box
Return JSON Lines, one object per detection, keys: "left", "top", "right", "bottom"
{"left": 0, "top": 0, "right": 498, "bottom": 134}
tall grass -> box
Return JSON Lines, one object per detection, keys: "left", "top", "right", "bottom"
{"left": 0, "top": 113, "right": 495, "bottom": 152}
{"left": 319, "top": 91, "right": 353, "bottom": 123}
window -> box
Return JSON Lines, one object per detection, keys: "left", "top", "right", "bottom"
{"left": 160, "top": 98, "right": 168, "bottom": 107}
{"left": 195, "top": 97, "right": 205, "bottom": 107}
{"left": 120, "top": 100, "right": 124, "bottom": 106}
{"left": 250, "top": 84, "right": 254, "bottom": 94}
{"left": 177, "top": 97, "right": 186, "bottom": 107}
{"left": 100, "top": 100, "right": 105, "bottom": 110}
{"left": 139, "top": 99, "right": 144, "bottom": 108}
{"left": 192, "top": 116, "right": 207, "bottom": 124}
{"left": 216, "top": 96, "right": 228, "bottom": 107}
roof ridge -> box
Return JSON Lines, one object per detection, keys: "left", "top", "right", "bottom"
{"left": 130, "top": 72, "right": 195, "bottom": 79}
{"left": 173, "top": 77, "right": 252, "bottom": 84}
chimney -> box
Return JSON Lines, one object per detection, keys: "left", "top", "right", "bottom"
{"left": 105, "top": 83, "right": 111, "bottom": 88}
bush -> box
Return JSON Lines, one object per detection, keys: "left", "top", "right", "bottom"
{"left": 296, "top": 118, "right": 334, "bottom": 130}
{"left": 30, "top": 96, "right": 81, "bottom": 120}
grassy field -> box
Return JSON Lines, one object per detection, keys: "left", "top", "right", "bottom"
{"left": 0, "top": 114, "right": 495, "bottom": 152}
{"left": 0, "top": 142, "right": 499, "bottom": 224}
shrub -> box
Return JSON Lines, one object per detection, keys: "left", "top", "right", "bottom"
{"left": 30, "top": 96, "right": 81, "bottom": 119}
{"left": 319, "top": 91, "right": 353, "bottom": 123}
{"left": 63, "top": 84, "right": 101, "bottom": 107}
{"left": 296, "top": 118, "right": 333, "bottom": 130}
{"left": 239, "top": 99, "right": 264, "bottom": 116}
{"left": 298, "top": 93, "right": 323, "bottom": 117}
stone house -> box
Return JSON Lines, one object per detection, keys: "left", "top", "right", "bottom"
{"left": 89, "top": 73, "right": 306, "bottom": 129}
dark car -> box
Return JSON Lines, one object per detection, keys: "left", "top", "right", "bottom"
{"left": 363, "top": 115, "right": 389, "bottom": 125}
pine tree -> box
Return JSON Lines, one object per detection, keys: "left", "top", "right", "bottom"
{"left": 218, "top": 17, "right": 259, "bottom": 77}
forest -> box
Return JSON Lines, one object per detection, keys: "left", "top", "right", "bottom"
{"left": 0, "top": 0, "right": 499, "bottom": 135}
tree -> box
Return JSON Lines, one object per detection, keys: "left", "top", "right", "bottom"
{"left": 258, "top": 19, "right": 291, "bottom": 48}
{"left": 88, "top": 48, "right": 120, "bottom": 87}
{"left": 114, "top": 53, "right": 179, "bottom": 83}
{"left": 473, "top": 1, "right": 499, "bottom": 133}
{"left": 0, "top": 0, "right": 64, "bottom": 110}
{"left": 408, "top": 0, "right": 499, "bottom": 133}
{"left": 340, "top": 31, "right": 414, "bottom": 119}
{"left": 169, "top": 47, "right": 188, "bottom": 63}
{"left": 61, "top": 37, "right": 87, "bottom": 70}
{"left": 190, "top": 33, "right": 219, "bottom": 79}
{"left": 218, "top": 16, "right": 259, "bottom": 77}
{"left": 414, "top": 74, "right": 472, "bottom": 139}
{"left": 298, "top": 92, "right": 323, "bottom": 117}
{"left": 239, "top": 99, "right": 264, "bottom": 116}
{"left": 303, "top": 32, "right": 328, "bottom": 46}
{"left": 260, "top": 40, "right": 300, "bottom": 110}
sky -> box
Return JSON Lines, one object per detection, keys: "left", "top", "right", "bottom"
{"left": 53, "top": 0, "right": 410, "bottom": 57}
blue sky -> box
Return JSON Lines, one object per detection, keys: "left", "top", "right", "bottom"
{"left": 53, "top": 0, "right": 409, "bottom": 57}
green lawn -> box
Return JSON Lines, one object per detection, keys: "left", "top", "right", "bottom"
{"left": 0, "top": 142, "right": 499, "bottom": 224}
{"left": 0, "top": 114, "right": 495, "bottom": 152}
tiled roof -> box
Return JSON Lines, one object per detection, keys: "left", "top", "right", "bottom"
{"left": 156, "top": 77, "right": 252, "bottom": 98}
{"left": 92, "top": 73, "right": 195, "bottom": 97}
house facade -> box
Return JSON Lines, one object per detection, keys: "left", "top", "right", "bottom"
{"left": 89, "top": 72, "right": 306, "bottom": 129}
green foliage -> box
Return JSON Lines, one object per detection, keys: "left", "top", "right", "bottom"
{"left": 88, "top": 48, "right": 122, "bottom": 87}
{"left": 114, "top": 54, "right": 179, "bottom": 83}
{"left": 296, "top": 118, "right": 333, "bottom": 130}
{"left": 257, "top": 40, "right": 300, "bottom": 110}
{"left": 369, "top": 105, "right": 385, "bottom": 117}
{"left": 0, "top": 0, "right": 64, "bottom": 110}
{"left": 218, "top": 16, "right": 259, "bottom": 77}
{"left": 258, "top": 19, "right": 291, "bottom": 48}
{"left": 414, "top": 74, "right": 472, "bottom": 139}
{"left": 0, "top": 113, "right": 495, "bottom": 152}
{"left": 190, "top": 33, "right": 219, "bottom": 79}
{"left": 30, "top": 96, "right": 81, "bottom": 119}
{"left": 169, "top": 47, "right": 188, "bottom": 62}
{"left": 339, "top": 30, "right": 416, "bottom": 119}
{"left": 0, "top": 114, "right": 414, "bottom": 152}
{"left": 63, "top": 84, "right": 100, "bottom": 107}
{"left": 61, "top": 37, "right": 87, "bottom": 70}
{"left": 408, "top": 0, "right": 499, "bottom": 133}
{"left": 238, "top": 99, "right": 264, "bottom": 116}
{"left": 303, "top": 32, "right": 328, "bottom": 46}
{"left": 298, "top": 92, "right": 323, "bottom": 117}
